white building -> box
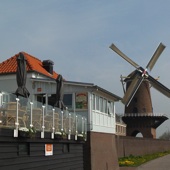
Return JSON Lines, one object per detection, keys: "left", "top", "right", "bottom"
{"left": 0, "top": 51, "right": 123, "bottom": 170}
{"left": 63, "top": 81, "right": 121, "bottom": 134}
{"left": 0, "top": 52, "right": 122, "bottom": 135}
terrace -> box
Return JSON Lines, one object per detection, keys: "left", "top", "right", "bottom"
{"left": 0, "top": 91, "right": 87, "bottom": 141}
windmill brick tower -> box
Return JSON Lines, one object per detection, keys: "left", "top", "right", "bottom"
{"left": 110, "top": 43, "right": 170, "bottom": 138}
{"left": 122, "top": 75, "right": 168, "bottom": 138}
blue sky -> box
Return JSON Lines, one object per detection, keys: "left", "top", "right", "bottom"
{"left": 1, "top": 1, "right": 170, "bottom": 137}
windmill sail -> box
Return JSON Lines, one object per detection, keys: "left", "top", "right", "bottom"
{"left": 148, "top": 75, "right": 170, "bottom": 98}
{"left": 122, "top": 73, "right": 144, "bottom": 106}
{"left": 110, "top": 42, "right": 170, "bottom": 106}
{"left": 109, "top": 43, "right": 139, "bottom": 69}
{"left": 146, "top": 43, "right": 165, "bottom": 71}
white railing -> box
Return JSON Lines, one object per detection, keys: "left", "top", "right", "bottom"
{"left": 0, "top": 91, "right": 87, "bottom": 140}
{"left": 117, "top": 113, "right": 167, "bottom": 117}
{"left": 123, "top": 113, "right": 167, "bottom": 117}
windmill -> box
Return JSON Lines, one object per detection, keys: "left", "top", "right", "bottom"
{"left": 110, "top": 42, "right": 170, "bottom": 106}
{"left": 110, "top": 43, "right": 170, "bottom": 138}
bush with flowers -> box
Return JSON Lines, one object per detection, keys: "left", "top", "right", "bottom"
{"left": 119, "top": 151, "right": 170, "bottom": 167}
{"left": 19, "top": 127, "right": 36, "bottom": 138}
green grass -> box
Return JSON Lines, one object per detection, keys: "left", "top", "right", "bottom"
{"left": 119, "top": 150, "right": 170, "bottom": 167}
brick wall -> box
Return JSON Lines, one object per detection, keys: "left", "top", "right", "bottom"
{"left": 116, "top": 135, "right": 170, "bottom": 158}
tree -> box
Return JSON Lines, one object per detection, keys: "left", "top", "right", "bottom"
{"left": 159, "top": 131, "right": 170, "bottom": 140}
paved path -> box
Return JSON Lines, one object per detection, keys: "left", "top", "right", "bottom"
{"left": 136, "top": 154, "right": 170, "bottom": 170}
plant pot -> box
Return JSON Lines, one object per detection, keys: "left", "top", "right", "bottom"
{"left": 62, "top": 135, "right": 67, "bottom": 140}
{"left": 19, "top": 131, "right": 36, "bottom": 138}
{"left": 77, "top": 136, "right": 85, "bottom": 141}
{"left": 54, "top": 134, "right": 63, "bottom": 140}
{"left": 19, "top": 131, "right": 29, "bottom": 138}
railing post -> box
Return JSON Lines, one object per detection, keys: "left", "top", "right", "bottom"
{"left": 14, "top": 98, "right": 19, "bottom": 137}
{"left": 82, "top": 117, "right": 84, "bottom": 135}
{"left": 51, "top": 108, "right": 55, "bottom": 139}
{"left": 30, "top": 102, "right": 33, "bottom": 128}
{"left": 68, "top": 113, "right": 71, "bottom": 140}
{"left": 75, "top": 115, "right": 78, "bottom": 140}
{"left": 0, "top": 92, "right": 2, "bottom": 107}
{"left": 41, "top": 105, "right": 45, "bottom": 138}
{"left": 84, "top": 117, "right": 87, "bottom": 141}
{"left": 61, "top": 110, "right": 64, "bottom": 133}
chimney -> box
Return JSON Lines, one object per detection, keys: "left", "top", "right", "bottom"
{"left": 42, "top": 60, "right": 54, "bottom": 74}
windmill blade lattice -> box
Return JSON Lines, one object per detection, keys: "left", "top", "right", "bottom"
{"left": 122, "top": 73, "right": 144, "bottom": 106}
{"left": 109, "top": 43, "right": 139, "bottom": 69}
{"left": 148, "top": 75, "right": 170, "bottom": 98}
{"left": 146, "top": 43, "right": 166, "bottom": 71}
{"left": 110, "top": 42, "right": 170, "bottom": 106}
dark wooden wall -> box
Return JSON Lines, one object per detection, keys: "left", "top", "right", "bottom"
{"left": 0, "top": 129, "right": 84, "bottom": 170}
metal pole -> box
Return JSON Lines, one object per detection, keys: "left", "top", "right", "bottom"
{"left": 75, "top": 115, "right": 78, "bottom": 140}
{"left": 41, "top": 105, "right": 45, "bottom": 138}
{"left": 0, "top": 92, "right": 2, "bottom": 107}
{"left": 16, "top": 98, "right": 19, "bottom": 129}
{"left": 30, "top": 102, "right": 33, "bottom": 128}
{"left": 51, "top": 108, "right": 55, "bottom": 139}
{"left": 61, "top": 110, "right": 63, "bottom": 132}
{"left": 68, "top": 113, "right": 71, "bottom": 140}
{"left": 82, "top": 117, "right": 84, "bottom": 134}
{"left": 14, "top": 98, "right": 19, "bottom": 137}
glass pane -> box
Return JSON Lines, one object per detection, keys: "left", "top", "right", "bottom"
{"left": 0, "top": 90, "right": 88, "bottom": 139}
{"left": 103, "top": 98, "right": 107, "bottom": 113}
{"left": 100, "top": 97, "right": 103, "bottom": 112}
{"left": 92, "top": 94, "right": 95, "bottom": 110}
{"left": 96, "top": 95, "right": 99, "bottom": 111}
{"left": 108, "top": 101, "right": 113, "bottom": 114}
{"left": 63, "top": 94, "right": 72, "bottom": 109}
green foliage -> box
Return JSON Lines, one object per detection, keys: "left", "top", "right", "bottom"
{"left": 28, "top": 127, "right": 36, "bottom": 138}
{"left": 19, "top": 126, "right": 36, "bottom": 138}
{"left": 159, "top": 131, "right": 170, "bottom": 140}
{"left": 55, "top": 131, "right": 67, "bottom": 139}
{"left": 119, "top": 151, "right": 170, "bottom": 167}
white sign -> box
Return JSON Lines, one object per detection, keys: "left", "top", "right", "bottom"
{"left": 45, "top": 144, "right": 53, "bottom": 156}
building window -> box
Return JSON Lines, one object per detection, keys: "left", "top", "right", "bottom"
{"left": 100, "top": 97, "right": 103, "bottom": 112}
{"left": 108, "top": 101, "right": 113, "bottom": 114}
{"left": 96, "top": 95, "right": 99, "bottom": 111}
{"left": 63, "top": 94, "right": 73, "bottom": 109}
{"left": 92, "top": 94, "right": 115, "bottom": 115}
{"left": 103, "top": 98, "right": 107, "bottom": 113}
{"left": 92, "top": 94, "right": 95, "bottom": 110}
